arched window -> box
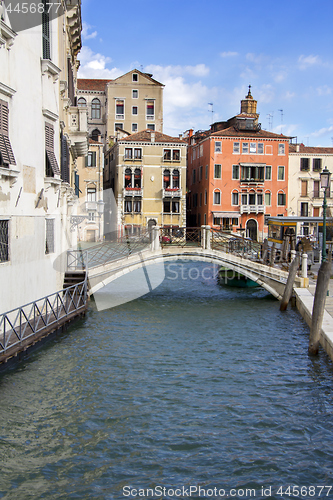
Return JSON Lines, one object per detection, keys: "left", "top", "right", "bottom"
{"left": 91, "top": 98, "right": 101, "bottom": 119}
{"left": 213, "top": 190, "right": 221, "bottom": 205}
{"left": 125, "top": 168, "right": 132, "bottom": 188}
{"left": 77, "top": 97, "right": 87, "bottom": 107}
{"left": 163, "top": 169, "right": 171, "bottom": 189}
{"left": 134, "top": 168, "right": 141, "bottom": 188}
{"left": 172, "top": 169, "right": 180, "bottom": 188}
{"left": 91, "top": 129, "right": 101, "bottom": 142}
{"left": 265, "top": 191, "right": 271, "bottom": 206}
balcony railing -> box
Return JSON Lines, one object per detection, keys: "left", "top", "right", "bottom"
{"left": 163, "top": 188, "right": 182, "bottom": 198}
{"left": 240, "top": 178, "right": 264, "bottom": 185}
{"left": 116, "top": 114, "right": 124, "bottom": 120}
{"left": 123, "top": 187, "right": 143, "bottom": 197}
{"left": 85, "top": 201, "right": 97, "bottom": 211}
{"left": 123, "top": 155, "right": 142, "bottom": 162}
{"left": 240, "top": 204, "right": 265, "bottom": 214}
{"left": 146, "top": 115, "right": 155, "bottom": 121}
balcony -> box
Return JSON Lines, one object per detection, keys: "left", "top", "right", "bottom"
{"left": 116, "top": 114, "right": 124, "bottom": 120}
{"left": 240, "top": 178, "right": 264, "bottom": 186}
{"left": 163, "top": 188, "right": 182, "bottom": 198}
{"left": 146, "top": 115, "right": 155, "bottom": 121}
{"left": 240, "top": 205, "right": 265, "bottom": 214}
{"left": 123, "top": 155, "right": 142, "bottom": 162}
{"left": 67, "top": 106, "right": 88, "bottom": 159}
{"left": 85, "top": 201, "right": 98, "bottom": 211}
{"left": 123, "top": 187, "right": 143, "bottom": 197}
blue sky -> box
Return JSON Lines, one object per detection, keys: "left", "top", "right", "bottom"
{"left": 79, "top": 0, "right": 333, "bottom": 146}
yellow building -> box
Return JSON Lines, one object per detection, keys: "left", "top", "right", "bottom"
{"left": 106, "top": 69, "right": 164, "bottom": 143}
{"left": 104, "top": 129, "right": 187, "bottom": 237}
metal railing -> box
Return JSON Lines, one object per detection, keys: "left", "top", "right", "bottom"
{"left": 0, "top": 280, "right": 87, "bottom": 356}
{"left": 160, "top": 227, "right": 201, "bottom": 247}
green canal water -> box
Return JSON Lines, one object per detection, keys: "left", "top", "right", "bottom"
{"left": 0, "top": 262, "right": 333, "bottom": 499}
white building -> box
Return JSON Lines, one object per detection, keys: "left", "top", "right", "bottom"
{"left": 0, "top": 0, "right": 87, "bottom": 313}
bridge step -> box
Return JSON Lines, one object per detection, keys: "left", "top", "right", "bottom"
{"left": 63, "top": 271, "right": 87, "bottom": 289}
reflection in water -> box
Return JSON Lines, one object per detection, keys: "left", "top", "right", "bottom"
{"left": 0, "top": 262, "right": 332, "bottom": 499}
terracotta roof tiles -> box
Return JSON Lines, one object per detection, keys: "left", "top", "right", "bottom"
{"left": 120, "top": 129, "right": 186, "bottom": 144}
{"left": 289, "top": 144, "right": 333, "bottom": 154}
{"left": 77, "top": 79, "right": 111, "bottom": 91}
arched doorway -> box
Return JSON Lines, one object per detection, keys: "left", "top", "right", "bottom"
{"left": 148, "top": 219, "right": 157, "bottom": 242}
{"left": 246, "top": 219, "right": 257, "bottom": 241}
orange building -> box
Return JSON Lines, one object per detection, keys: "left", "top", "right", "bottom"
{"left": 186, "top": 87, "right": 289, "bottom": 241}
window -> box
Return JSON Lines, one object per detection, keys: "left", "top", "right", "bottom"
{"left": 132, "top": 90, "right": 138, "bottom": 99}
{"left": 88, "top": 212, "right": 95, "bottom": 222}
{"left": 45, "top": 219, "right": 54, "bottom": 254}
{"left": 233, "top": 142, "right": 240, "bottom": 154}
{"left": 300, "top": 158, "right": 310, "bottom": 171}
{"left": 163, "top": 149, "right": 171, "bottom": 161}
{"left": 132, "top": 106, "right": 138, "bottom": 115}
{"left": 91, "top": 129, "right": 101, "bottom": 142}
{"left": 258, "top": 143, "right": 264, "bottom": 154}
{"left": 205, "top": 165, "right": 208, "bottom": 179}
{"left": 172, "top": 169, "right": 180, "bottom": 188}
{"left": 87, "top": 187, "right": 96, "bottom": 202}
{"left": 77, "top": 97, "right": 87, "bottom": 107}
{"left": 45, "top": 123, "right": 60, "bottom": 177}
{"left": 199, "top": 145, "right": 203, "bottom": 157}
{"left": 42, "top": 0, "right": 51, "bottom": 59}
{"left": 163, "top": 200, "right": 180, "bottom": 213}
{"left": 192, "top": 169, "right": 196, "bottom": 184}
{"left": 86, "top": 151, "right": 96, "bottom": 167}
{"left": 125, "top": 168, "right": 132, "bottom": 188}
{"left": 213, "top": 190, "right": 221, "bottom": 204}
{"left": 278, "top": 192, "right": 286, "bottom": 206}
{"left": 0, "top": 220, "right": 9, "bottom": 262}
{"left": 300, "top": 202, "right": 308, "bottom": 216}
{"left": 241, "top": 165, "right": 264, "bottom": 181}
{"left": 132, "top": 123, "right": 138, "bottom": 132}
{"left": 265, "top": 166, "right": 272, "bottom": 180}
{"left": 313, "top": 158, "right": 322, "bottom": 172}
{"left": 215, "top": 142, "right": 222, "bottom": 153}
{"left": 116, "top": 100, "right": 124, "bottom": 119}
{"left": 248, "top": 192, "right": 256, "bottom": 205}
{"left": 125, "top": 148, "right": 133, "bottom": 159}
{"left": 198, "top": 165, "right": 203, "bottom": 181}
{"left": 232, "top": 165, "right": 239, "bottom": 180}
{"left": 125, "top": 199, "right": 132, "bottom": 213}
{"left": 257, "top": 193, "right": 263, "bottom": 205}
{"left": 91, "top": 98, "right": 101, "bottom": 119}
{"left": 314, "top": 180, "right": 320, "bottom": 197}
{"left": 133, "top": 199, "right": 141, "bottom": 213}
{"left": 278, "top": 166, "right": 285, "bottom": 180}
{"left": 232, "top": 192, "right": 239, "bottom": 205}
{"left": 134, "top": 148, "right": 142, "bottom": 160}
{"left": 250, "top": 143, "right": 256, "bottom": 154}
{"left": 132, "top": 73, "right": 138, "bottom": 82}
{"left": 313, "top": 207, "right": 320, "bottom": 217}
{"left": 199, "top": 193, "right": 202, "bottom": 207}
{"left": 242, "top": 143, "right": 249, "bottom": 154}
{"left": 173, "top": 150, "right": 180, "bottom": 161}
{"left": 214, "top": 164, "right": 221, "bottom": 179}
{"left": 204, "top": 190, "right": 207, "bottom": 205}
{"left": 301, "top": 180, "right": 308, "bottom": 197}
{"left": 241, "top": 194, "right": 248, "bottom": 205}
{"left": 146, "top": 101, "right": 154, "bottom": 119}
{"left": 213, "top": 217, "right": 221, "bottom": 226}
{"left": 265, "top": 192, "right": 271, "bottom": 206}
{"left": 134, "top": 168, "right": 141, "bottom": 188}
{"left": 147, "top": 124, "right": 155, "bottom": 131}
{"left": 278, "top": 144, "right": 285, "bottom": 155}
{"left": 115, "top": 123, "right": 123, "bottom": 131}
{"left": 74, "top": 172, "right": 79, "bottom": 197}
{"left": 0, "top": 100, "right": 16, "bottom": 168}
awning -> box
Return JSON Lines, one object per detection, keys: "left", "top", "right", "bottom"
{"left": 212, "top": 212, "right": 240, "bottom": 219}
{"left": 239, "top": 162, "right": 266, "bottom": 167}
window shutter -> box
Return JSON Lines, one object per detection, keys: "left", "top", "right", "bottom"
{"left": 85, "top": 155, "right": 88, "bottom": 167}
{"left": 0, "top": 100, "right": 16, "bottom": 166}
{"left": 92, "top": 151, "right": 96, "bottom": 167}
{"left": 45, "top": 123, "right": 60, "bottom": 175}
{"left": 61, "top": 133, "right": 70, "bottom": 183}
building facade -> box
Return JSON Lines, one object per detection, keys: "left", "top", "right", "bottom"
{"left": 104, "top": 129, "right": 187, "bottom": 237}
{"left": 288, "top": 143, "right": 333, "bottom": 237}
{"left": 0, "top": 0, "right": 87, "bottom": 313}
{"left": 186, "top": 88, "right": 290, "bottom": 241}
{"left": 76, "top": 78, "right": 110, "bottom": 143}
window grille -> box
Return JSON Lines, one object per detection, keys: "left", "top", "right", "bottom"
{"left": 0, "top": 220, "right": 9, "bottom": 262}
{"left": 45, "top": 219, "right": 54, "bottom": 254}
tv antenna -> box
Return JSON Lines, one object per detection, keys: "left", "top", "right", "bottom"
{"left": 278, "top": 109, "right": 283, "bottom": 134}
{"left": 208, "top": 103, "right": 214, "bottom": 122}
{"left": 267, "top": 113, "right": 273, "bottom": 130}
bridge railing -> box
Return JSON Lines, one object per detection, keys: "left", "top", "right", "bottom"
{"left": 0, "top": 281, "right": 87, "bottom": 356}
{"left": 211, "top": 230, "right": 262, "bottom": 260}
{"left": 160, "top": 227, "right": 201, "bottom": 247}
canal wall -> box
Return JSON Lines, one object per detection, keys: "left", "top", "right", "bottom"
{"left": 294, "top": 287, "right": 333, "bottom": 361}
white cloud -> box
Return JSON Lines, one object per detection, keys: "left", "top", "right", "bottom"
{"left": 298, "top": 54, "right": 321, "bottom": 70}
{"left": 82, "top": 22, "right": 97, "bottom": 40}
{"left": 77, "top": 46, "right": 122, "bottom": 79}
{"left": 317, "top": 85, "right": 332, "bottom": 96}
{"left": 310, "top": 125, "right": 333, "bottom": 138}
{"left": 220, "top": 51, "right": 238, "bottom": 58}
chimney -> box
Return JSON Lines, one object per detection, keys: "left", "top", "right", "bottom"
{"left": 151, "top": 132, "right": 155, "bottom": 143}
{"left": 296, "top": 144, "right": 300, "bottom": 152}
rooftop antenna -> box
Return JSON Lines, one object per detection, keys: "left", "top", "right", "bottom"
{"left": 208, "top": 103, "right": 214, "bottom": 123}
{"left": 267, "top": 113, "right": 273, "bottom": 130}
{"left": 278, "top": 109, "right": 283, "bottom": 134}
{"left": 331, "top": 137, "right": 333, "bottom": 146}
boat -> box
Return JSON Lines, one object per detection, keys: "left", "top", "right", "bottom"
{"left": 218, "top": 267, "right": 258, "bottom": 288}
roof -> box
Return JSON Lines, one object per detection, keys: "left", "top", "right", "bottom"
{"left": 210, "top": 126, "right": 290, "bottom": 140}
{"left": 109, "top": 68, "right": 164, "bottom": 87}
{"left": 289, "top": 144, "right": 333, "bottom": 154}
{"left": 120, "top": 129, "right": 186, "bottom": 144}
{"left": 89, "top": 138, "right": 103, "bottom": 145}
{"left": 77, "top": 79, "right": 112, "bottom": 91}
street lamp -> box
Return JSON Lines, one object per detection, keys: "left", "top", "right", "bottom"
{"left": 320, "top": 166, "right": 331, "bottom": 262}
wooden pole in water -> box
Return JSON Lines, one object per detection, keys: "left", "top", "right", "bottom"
{"left": 280, "top": 254, "right": 300, "bottom": 311}
{"left": 308, "top": 260, "right": 331, "bottom": 355}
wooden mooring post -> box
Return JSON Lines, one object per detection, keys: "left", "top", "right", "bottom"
{"left": 308, "top": 260, "right": 331, "bottom": 356}
{"left": 280, "top": 254, "right": 300, "bottom": 311}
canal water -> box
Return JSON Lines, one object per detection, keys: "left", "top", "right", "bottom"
{"left": 0, "top": 262, "right": 333, "bottom": 500}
